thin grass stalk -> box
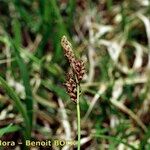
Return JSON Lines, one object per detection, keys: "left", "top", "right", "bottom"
{"left": 76, "top": 80, "right": 81, "bottom": 150}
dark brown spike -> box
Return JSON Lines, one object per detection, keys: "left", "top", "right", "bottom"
{"left": 73, "top": 60, "right": 85, "bottom": 82}
{"left": 65, "top": 72, "right": 77, "bottom": 103}
{"left": 61, "top": 36, "right": 75, "bottom": 64}
{"left": 61, "top": 35, "right": 85, "bottom": 103}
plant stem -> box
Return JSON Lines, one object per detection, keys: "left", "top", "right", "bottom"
{"left": 76, "top": 83, "right": 81, "bottom": 150}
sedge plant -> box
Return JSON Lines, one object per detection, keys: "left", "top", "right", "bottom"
{"left": 61, "top": 36, "right": 85, "bottom": 150}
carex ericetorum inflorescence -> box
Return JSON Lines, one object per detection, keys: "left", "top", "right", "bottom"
{"left": 61, "top": 35, "right": 85, "bottom": 103}
{"left": 61, "top": 35, "right": 85, "bottom": 150}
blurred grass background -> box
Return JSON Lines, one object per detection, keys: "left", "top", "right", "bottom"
{"left": 0, "top": 0, "right": 150, "bottom": 149}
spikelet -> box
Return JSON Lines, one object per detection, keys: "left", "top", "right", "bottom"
{"left": 61, "top": 36, "right": 75, "bottom": 64}
{"left": 65, "top": 72, "right": 77, "bottom": 103}
{"left": 73, "top": 60, "right": 85, "bottom": 82}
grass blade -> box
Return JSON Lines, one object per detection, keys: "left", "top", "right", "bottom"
{"left": 10, "top": 21, "right": 33, "bottom": 128}
{"left": 49, "top": 0, "right": 68, "bottom": 62}
{"left": 0, "top": 124, "right": 20, "bottom": 138}
{"left": 92, "top": 134, "right": 138, "bottom": 150}
{"left": 0, "top": 76, "right": 30, "bottom": 138}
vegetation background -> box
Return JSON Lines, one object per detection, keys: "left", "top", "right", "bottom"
{"left": 0, "top": 0, "right": 150, "bottom": 149}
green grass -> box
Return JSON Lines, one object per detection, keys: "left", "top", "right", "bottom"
{"left": 0, "top": 124, "right": 20, "bottom": 138}
{"left": 93, "top": 134, "right": 138, "bottom": 150}
{"left": 0, "top": 76, "right": 30, "bottom": 139}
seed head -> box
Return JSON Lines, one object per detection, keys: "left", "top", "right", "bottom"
{"left": 73, "top": 60, "right": 85, "bottom": 82}
{"left": 65, "top": 72, "right": 77, "bottom": 103}
{"left": 61, "top": 35, "right": 85, "bottom": 103}
{"left": 61, "top": 36, "right": 75, "bottom": 64}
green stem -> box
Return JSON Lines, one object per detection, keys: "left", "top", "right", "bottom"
{"left": 77, "top": 83, "right": 81, "bottom": 150}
